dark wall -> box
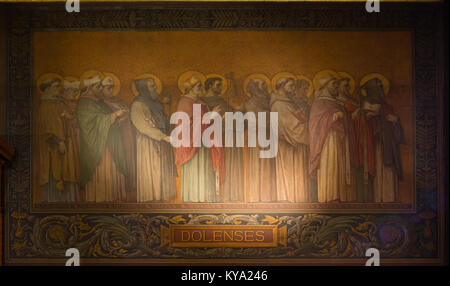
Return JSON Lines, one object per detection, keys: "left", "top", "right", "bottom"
{"left": 0, "top": 6, "right": 7, "bottom": 140}
{"left": 0, "top": 5, "right": 6, "bottom": 266}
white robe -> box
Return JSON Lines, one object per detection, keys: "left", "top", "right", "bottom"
{"left": 271, "top": 94, "right": 310, "bottom": 202}
{"left": 244, "top": 96, "right": 276, "bottom": 203}
{"left": 130, "top": 101, "right": 177, "bottom": 202}
{"left": 317, "top": 130, "right": 345, "bottom": 202}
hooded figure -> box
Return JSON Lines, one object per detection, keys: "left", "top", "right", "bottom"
{"left": 130, "top": 77, "right": 177, "bottom": 202}
{"left": 356, "top": 77, "right": 405, "bottom": 202}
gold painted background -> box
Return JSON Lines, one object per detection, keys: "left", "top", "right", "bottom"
{"left": 32, "top": 30, "right": 414, "bottom": 204}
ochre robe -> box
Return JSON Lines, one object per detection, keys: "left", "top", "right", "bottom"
{"left": 271, "top": 93, "right": 310, "bottom": 202}
{"left": 60, "top": 100, "right": 81, "bottom": 202}
{"left": 38, "top": 97, "right": 66, "bottom": 202}
{"left": 174, "top": 96, "right": 225, "bottom": 203}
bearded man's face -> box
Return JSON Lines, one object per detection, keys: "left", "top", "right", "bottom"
{"left": 327, "top": 80, "right": 339, "bottom": 97}
{"left": 247, "top": 78, "right": 269, "bottom": 98}
{"left": 147, "top": 80, "right": 159, "bottom": 100}
{"left": 283, "top": 79, "right": 296, "bottom": 97}
{"left": 212, "top": 80, "right": 223, "bottom": 96}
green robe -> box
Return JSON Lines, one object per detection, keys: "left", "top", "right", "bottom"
{"left": 76, "top": 97, "right": 128, "bottom": 188}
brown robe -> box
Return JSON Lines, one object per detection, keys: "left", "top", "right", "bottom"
{"left": 61, "top": 100, "right": 80, "bottom": 184}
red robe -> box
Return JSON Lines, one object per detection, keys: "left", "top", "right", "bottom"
{"left": 343, "top": 101, "right": 360, "bottom": 169}
{"left": 174, "top": 96, "right": 225, "bottom": 184}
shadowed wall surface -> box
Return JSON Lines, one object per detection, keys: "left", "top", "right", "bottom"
{"left": 0, "top": 6, "right": 7, "bottom": 266}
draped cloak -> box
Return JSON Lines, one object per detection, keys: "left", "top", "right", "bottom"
{"left": 202, "top": 95, "right": 244, "bottom": 202}
{"left": 271, "top": 93, "right": 310, "bottom": 202}
{"left": 309, "top": 96, "right": 358, "bottom": 202}
{"left": 174, "top": 96, "right": 225, "bottom": 202}
{"left": 102, "top": 96, "right": 137, "bottom": 201}
{"left": 76, "top": 96, "right": 128, "bottom": 192}
{"left": 355, "top": 104, "right": 405, "bottom": 180}
{"left": 356, "top": 78, "right": 405, "bottom": 202}
{"left": 355, "top": 102, "right": 405, "bottom": 202}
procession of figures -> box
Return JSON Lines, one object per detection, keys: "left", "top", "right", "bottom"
{"left": 36, "top": 69, "right": 405, "bottom": 204}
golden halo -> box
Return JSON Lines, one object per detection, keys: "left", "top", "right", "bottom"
{"left": 103, "top": 72, "right": 121, "bottom": 97}
{"left": 36, "top": 73, "right": 63, "bottom": 95}
{"left": 360, "top": 73, "right": 390, "bottom": 97}
{"left": 271, "top": 72, "right": 296, "bottom": 93}
{"left": 79, "top": 70, "right": 104, "bottom": 90}
{"left": 243, "top": 73, "right": 272, "bottom": 98}
{"left": 177, "top": 71, "right": 206, "bottom": 94}
{"left": 64, "top": 76, "right": 79, "bottom": 85}
{"left": 205, "top": 73, "right": 228, "bottom": 97}
{"left": 63, "top": 76, "right": 81, "bottom": 100}
{"left": 295, "top": 75, "right": 313, "bottom": 98}
{"left": 337, "top": 71, "right": 355, "bottom": 95}
{"left": 313, "top": 69, "right": 339, "bottom": 91}
{"left": 131, "top": 73, "right": 162, "bottom": 96}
